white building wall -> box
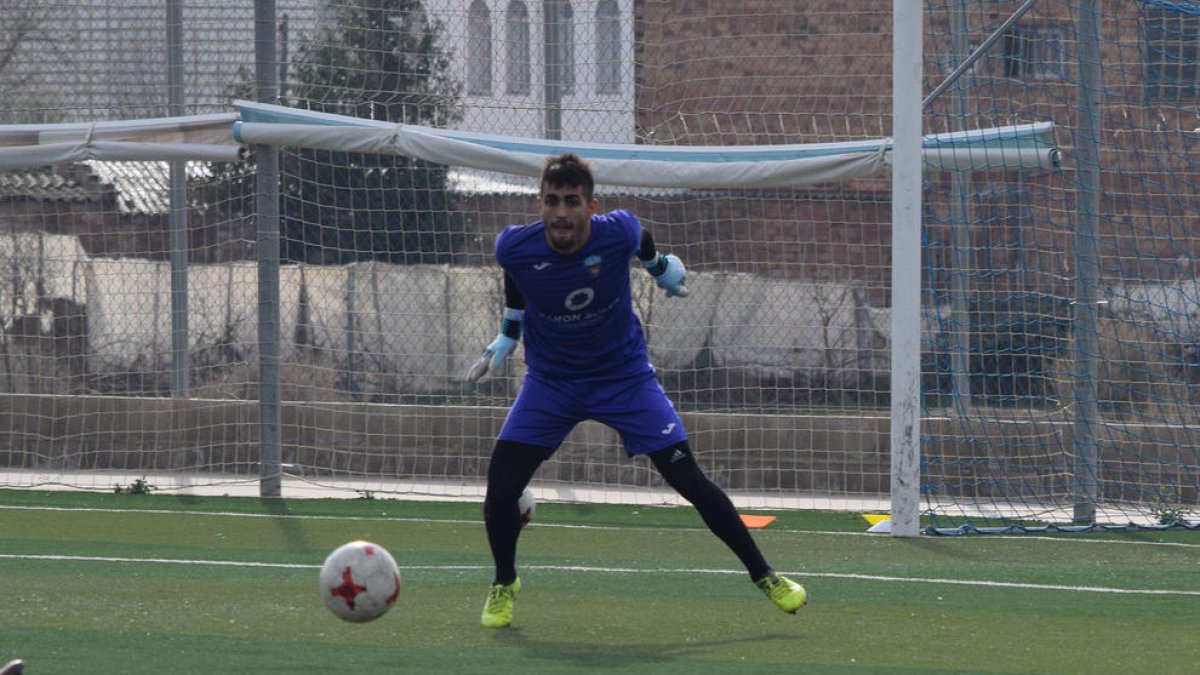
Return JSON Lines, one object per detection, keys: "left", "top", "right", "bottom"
{"left": 3, "top": 1, "right": 633, "bottom": 141}
{"left": 427, "top": 0, "right": 635, "bottom": 143}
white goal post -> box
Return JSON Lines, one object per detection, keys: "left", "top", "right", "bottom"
{"left": 890, "top": 0, "right": 923, "bottom": 538}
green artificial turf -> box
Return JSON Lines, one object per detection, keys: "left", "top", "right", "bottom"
{"left": 1, "top": 490, "right": 1197, "bottom": 674}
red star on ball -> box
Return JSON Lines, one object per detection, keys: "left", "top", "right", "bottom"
{"left": 329, "top": 566, "right": 367, "bottom": 609}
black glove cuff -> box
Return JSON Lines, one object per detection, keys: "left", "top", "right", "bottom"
{"left": 645, "top": 253, "right": 668, "bottom": 277}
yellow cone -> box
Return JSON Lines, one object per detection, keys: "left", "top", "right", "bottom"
{"left": 862, "top": 513, "right": 892, "bottom": 533}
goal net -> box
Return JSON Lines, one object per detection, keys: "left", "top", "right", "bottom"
{"left": 0, "top": 1, "right": 1196, "bottom": 531}
{"left": 920, "top": 0, "right": 1200, "bottom": 532}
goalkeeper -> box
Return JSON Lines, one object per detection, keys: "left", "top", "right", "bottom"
{"left": 470, "top": 153, "right": 806, "bottom": 629}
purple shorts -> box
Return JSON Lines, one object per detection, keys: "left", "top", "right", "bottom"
{"left": 497, "top": 371, "right": 687, "bottom": 456}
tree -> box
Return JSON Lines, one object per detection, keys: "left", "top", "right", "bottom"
{"left": 0, "top": 0, "right": 77, "bottom": 123}
{"left": 211, "top": 0, "right": 464, "bottom": 265}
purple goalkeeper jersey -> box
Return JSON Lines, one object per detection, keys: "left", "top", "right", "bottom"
{"left": 495, "top": 209, "right": 653, "bottom": 380}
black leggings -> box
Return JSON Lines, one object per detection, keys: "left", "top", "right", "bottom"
{"left": 483, "top": 439, "right": 771, "bottom": 584}
{"left": 647, "top": 442, "right": 771, "bottom": 581}
{"left": 482, "top": 440, "right": 551, "bottom": 584}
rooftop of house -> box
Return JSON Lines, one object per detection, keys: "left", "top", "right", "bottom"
{"left": 0, "top": 162, "right": 215, "bottom": 214}
{"left": 0, "top": 165, "right": 103, "bottom": 203}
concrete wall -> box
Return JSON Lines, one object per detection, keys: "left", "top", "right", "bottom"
{"left": 0, "top": 392, "right": 890, "bottom": 496}
{"left": 4, "top": 393, "right": 1195, "bottom": 503}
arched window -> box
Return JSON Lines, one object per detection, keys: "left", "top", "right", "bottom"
{"left": 552, "top": 0, "right": 575, "bottom": 95}
{"left": 467, "top": 1, "right": 493, "bottom": 96}
{"left": 595, "top": 0, "right": 620, "bottom": 95}
{"left": 505, "top": 1, "right": 530, "bottom": 95}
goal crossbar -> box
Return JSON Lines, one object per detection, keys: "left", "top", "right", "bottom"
{"left": 232, "top": 100, "right": 1059, "bottom": 189}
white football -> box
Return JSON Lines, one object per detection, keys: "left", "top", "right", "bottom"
{"left": 319, "top": 540, "right": 402, "bottom": 622}
{"left": 518, "top": 487, "right": 536, "bottom": 527}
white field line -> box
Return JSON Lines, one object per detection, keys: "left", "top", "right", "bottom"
{"left": 2, "top": 504, "right": 1199, "bottom": 550}
{"left": 0, "top": 553, "right": 1197, "bottom": 598}
{"left": 3, "top": 470, "right": 877, "bottom": 510}
{"left": 0, "top": 470, "right": 1169, "bottom": 524}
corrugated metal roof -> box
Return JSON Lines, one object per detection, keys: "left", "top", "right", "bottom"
{"left": 0, "top": 168, "right": 102, "bottom": 202}
{"left": 1, "top": 162, "right": 211, "bottom": 214}
{"left": 83, "top": 160, "right": 212, "bottom": 214}
{"left": 447, "top": 167, "right": 690, "bottom": 197}
{"left": 4, "top": 163, "right": 683, "bottom": 212}
{"left": 448, "top": 168, "right": 536, "bottom": 195}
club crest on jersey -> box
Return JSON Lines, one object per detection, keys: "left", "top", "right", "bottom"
{"left": 583, "top": 254, "right": 602, "bottom": 276}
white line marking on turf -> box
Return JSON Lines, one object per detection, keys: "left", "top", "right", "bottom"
{"left": 1, "top": 505, "right": 1197, "bottom": 550}
{"left": 1, "top": 553, "right": 1197, "bottom": 598}
{"left": 0, "top": 553, "right": 317, "bottom": 569}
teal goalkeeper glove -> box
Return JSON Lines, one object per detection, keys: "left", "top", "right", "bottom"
{"left": 643, "top": 253, "right": 689, "bottom": 297}
{"left": 467, "top": 309, "right": 522, "bottom": 382}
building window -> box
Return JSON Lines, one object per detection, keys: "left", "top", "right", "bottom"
{"left": 1142, "top": 6, "right": 1200, "bottom": 101}
{"left": 973, "top": 184, "right": 1032, "bottom": 290}
{"left": 467, "top": 1, "right": 493, "bottom": 96}
{"left": 546, "top": 0, "right": 575, "bottom": 95}
{"left": 595, "top": 0, "right": 620, "bottom": 95}
{"left": 1002, "top": 24, "right": 1064, "bottom": 81}
{"left": 505, "top": 1, "right": 530, "bottom": 95}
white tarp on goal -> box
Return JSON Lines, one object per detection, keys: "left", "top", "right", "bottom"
{"left": 232, "top": 100, "right": 1059, "bottom": 189}
{"left": 0, "top": 113, "right": 244, "bottom": 169}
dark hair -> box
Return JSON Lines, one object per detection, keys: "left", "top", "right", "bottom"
{"left": 540, "top": 153, "right": 594, "bottom": 199}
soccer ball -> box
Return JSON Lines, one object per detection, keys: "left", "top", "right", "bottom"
{"left": 319, "top": 540, "right": 402, "bottom": 622}
{"left": 518, "top": 487, "right": 536, "bottom": 527}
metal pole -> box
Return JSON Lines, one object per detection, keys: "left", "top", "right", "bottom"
{"left": 167, "top": 0, "right": 189, "bottom": 398}
{"left": 923, "top": 0, "right": 1042, "bottom": 110}
{"left": 1072, "top": 0, "right": 1102, "bottom": 524}
{"left": 890, "top": 0, "right": 924, "bottom": 537}
{"left": 278, "top": 15, "right": 289, "bottom": 102}
{"left": 255, "top": 0, "right": 282, "bottom": 498}
{"left": 948, "top": 1, "right": 972, "bottom": 416}
{"left": 542, "top": 1, "right": 562, "bottom": 140}
{"left": 345, "top": 266, "right": 358, "bottom": 398}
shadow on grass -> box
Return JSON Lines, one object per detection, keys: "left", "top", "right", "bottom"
{"left": 258, "top": 497, "right": 313, "bottom": 552}
{"left": 491, "top": 629, "right": 802, "bottom": 669}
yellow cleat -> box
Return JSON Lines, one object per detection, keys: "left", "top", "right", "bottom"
{"left": 480, "top": 577, "right": 521, "bottom": 628}
{"left": 756, "top": 572, "right": 807, "bottom": 614}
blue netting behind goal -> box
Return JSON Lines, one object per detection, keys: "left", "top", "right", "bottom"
{"left": 920, "top": 0, "right": 1199, "bottom": 533}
